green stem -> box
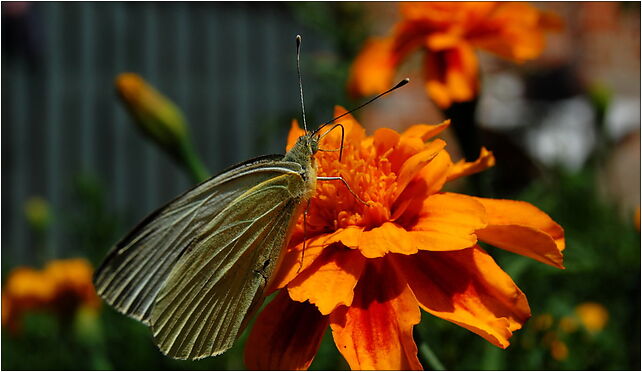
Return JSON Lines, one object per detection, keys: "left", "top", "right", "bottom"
{"left": 179, "top": 140, "right": 210, "bottom": 183}
{"left": 415, "top": 327, "right": 446, "bottom": 370}
{"left": 419, "top": 342, "right": 446, "bottom": 371}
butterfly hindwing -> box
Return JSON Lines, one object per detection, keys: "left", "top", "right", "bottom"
{"left": 150, "top": 172, "right": 308, "bottom": 359}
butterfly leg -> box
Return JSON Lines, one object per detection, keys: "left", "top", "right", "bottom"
{"left": 297, "top": 199, "right": 311, "bottom": 274}
{"left": 317, "top": 176, "right": 372, "bottom": 206}
{"left": 318, "top": 123, "right": 345, "bottom": 161}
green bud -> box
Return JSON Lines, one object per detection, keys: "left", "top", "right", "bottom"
{"left": 24, "top": 196, "right": 51, "bottom": 232}
{"left": 115, "top": 73, "right": 209, "bottom": 182}
{"left": 116, "top": 73, "right": 188, "bottom": 157}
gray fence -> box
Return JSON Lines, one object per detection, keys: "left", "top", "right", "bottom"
{"left": 2, "top": 2, "right": 333, "bottom": 266}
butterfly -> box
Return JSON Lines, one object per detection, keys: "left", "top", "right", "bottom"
{"left": 93, "top": 35, "right": 408, "bottom": 360}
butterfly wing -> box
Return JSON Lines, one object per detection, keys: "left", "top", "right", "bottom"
{"left": 93, "top": 154, "right": 297, "bottom": 324}
{"left": 150, "top": 171, "right": 309, "bottom": 360}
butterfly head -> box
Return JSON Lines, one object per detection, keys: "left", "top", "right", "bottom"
{"left": 284, "top": 133, "right": 319, "bottom": 166}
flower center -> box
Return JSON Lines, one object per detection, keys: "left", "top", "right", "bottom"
{"left": 302, "top": 140, "right": 400, "bottom": 236}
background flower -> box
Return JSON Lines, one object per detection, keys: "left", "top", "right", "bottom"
{"left": 348, "top": 1, "right": 562, "bottom": 108}
{"left": 2, "top": 258, "right": 100, "bottom": 334}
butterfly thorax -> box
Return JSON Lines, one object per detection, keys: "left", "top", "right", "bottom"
{"left": 283, "top": 134, "right": 318, "bottom": 196}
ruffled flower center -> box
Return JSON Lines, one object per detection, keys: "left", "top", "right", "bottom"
{"left": 299, "top": 133, "right": 427, "bottom": 243}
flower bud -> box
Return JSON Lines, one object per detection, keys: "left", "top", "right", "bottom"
{"left": 116, "top": 73, "right": 209, "bottom": 182}
{"left": 24, "top": 196, "right": 51, "bottom": 232}
{"left": 116, "top": 73, "right": 188, "bottom": 160}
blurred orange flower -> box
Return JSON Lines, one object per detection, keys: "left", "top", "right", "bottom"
{"left": 550, "top": 339, "right": 569, "bottom": 361}
{"left": 532, "top": 313, "right": 554, "bottom": 331}
{"left": 2, "top": 258, "right": 100, "bottom": 333}
{"left": 244, "top": 107, "right": 565, "bottom": 370}
{"left": 348, "top": 2, "right": 562, "bottom": 108}
{"left": 574, "top": 302, "right": 608, "bottom": 334}
{"left": 559, "top": 315, "right": 579, "bottom": 334}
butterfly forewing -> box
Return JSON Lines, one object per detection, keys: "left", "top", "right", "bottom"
{"left": 150, "top": 171, "right": 308, "bottom": 359}
{"left": 93, "top": 155, "right": 295, "bottom": 324}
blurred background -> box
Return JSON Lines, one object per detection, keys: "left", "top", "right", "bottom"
{"left": 1, "top": 2, "right": 640, "bottom": 370}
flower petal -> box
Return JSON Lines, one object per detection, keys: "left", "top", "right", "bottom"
{"left": 269, "top": 227, "right": 364, "bottom": 291}
{"left": 392, "top": 139, "right": 446, "bottom": 201}
{"left": 388, "top": 136, "right": 427, "bottom": 173}
{"left": 408, "top": 192, "right": 487, "bottom": 251}
{"left": 473, "top": 198, "right": 565, "bottom": 269}
{"left": 245, "top": 290, "right": 329, "bottom": 370}
{"left": 288, "top": 246, "right": 367, "bottom": 315}
{"left": 427, "top": 31, "right": 463, "bottom": 51}
{"left": 347, "top": 37, "right": 397, "bottom": 98}
{"left": 325, "top": 225, "right": 364, "bottom": 248}
{"left": 424, "top": 45, "right": 479, "bottom": 108}
{"left": 392, "top": 150, "right": 453, "bottom": 221}
{"left": 391, "top": 247, "right": 531, "bottom": 349}
{"left": 411, "top": 149, "right": 453, "bottom": 197}
{"left": 425, "top": 79, "right": 452, "bottom": 109}
{"left": 359, "top": 222, "right": 416, "bottom": 258}
{"left": 399, "top": 2, "right": 496, "bottom": 24}
{"left": 401, "top": 119, "right": 451, "bottom": 141}
{"left": 320, "top": 106, "right": 366, "bottom": 149}
{"left": 286, "top": 119, "right": 306, "bottom": 151}
{"left": 373, "top": 127, "right": 401, "bottom": 157}
{"left": 470, "top": 2, "right": 553, "bottom": 62}
{"left": 447, "top": 146, "right": 496, "bottom": 182}
{"left": 330, "top": 259, "right": 422, "bottom": 370}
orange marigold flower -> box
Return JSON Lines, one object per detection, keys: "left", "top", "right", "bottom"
{"left": 244, "top": 107, "right": 565, "bottom": 370}
{"left": 348, "top": 2, "right": 562, "bottom": 108}
{"left": 2, "top": 258, "right": 100, "bottom": 333}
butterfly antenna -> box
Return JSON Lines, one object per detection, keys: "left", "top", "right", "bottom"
{"left": 296, "top": 35, "right": 308, "bottom": 133}
{"left": 312, "top": 78, "right": 410, "bottom": 136}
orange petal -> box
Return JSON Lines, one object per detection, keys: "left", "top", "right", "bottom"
{"left": 470, "top": 3, "right": 558, "bottom": 62}
{"left": 347, "top": 37, "right": 397, "bottom": 98}
{"left": 388, "top": 136, "right": 426, "bottom": 173}
{"left": 539, "top": 10, "right": 564, "bottom": 32}
{"left": 409, "top": 192, "right": 487, "bottom": 251}
{"left": 393, "top": 150, "right": 453, "bottom": 221}
{"left": 425, "top": 79, "right": 452, "bottom": 109}
{"left": 321, "top": 225, "right": 363, "bottom": 248}
{"left": 373, "top": 127, "right": 401, "bottom": 157}
{"left": 412, "top": 149, "right": 453, "bottom": 197}
{"left": 330, "top": 259, "right": 422, "bottom": 370}
{"left": 268, "top": 236, "right": 331, "bottom": 293}
{"left": 426, "top": 31, "right": 462, "bottom": 51}
{"left": 286, "top": 119, "right": 305, "bottom": 151}
{"left": 245, "top": 290, "right": 329, "bottom": 370}
{"left": 287, "top": 247, "right": 367, "bottom": 315}
{"left": 401, "top": 119, "right": 451, "bottom": 141}
{"left": 424, "top": 44, "right": 479, "bottom": 107}
{"left": 319, "top": 106, "right": 366, "bottom": 150}
{"left": 447, "top": 146, "right": 496, "bottom": 182}
{"left": 393, "top": 139, "right": 446, "bottom": 201}
{"left": 443, "top": 44, "right": 479, "bottom": 102}
{"left": 473, "top": 198, "right": 565, "bottom": 269}
{"left": 391, "top": 247, "right": 531, "bottom": 349}
{"left": 269, "top": 227, "right": 364, "bottom": 291}
{"left": 400, "top": 2, "right": 496, "bottom": 25}
{"left": 358, "top": 222, "right": 415, "bottom": 258}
